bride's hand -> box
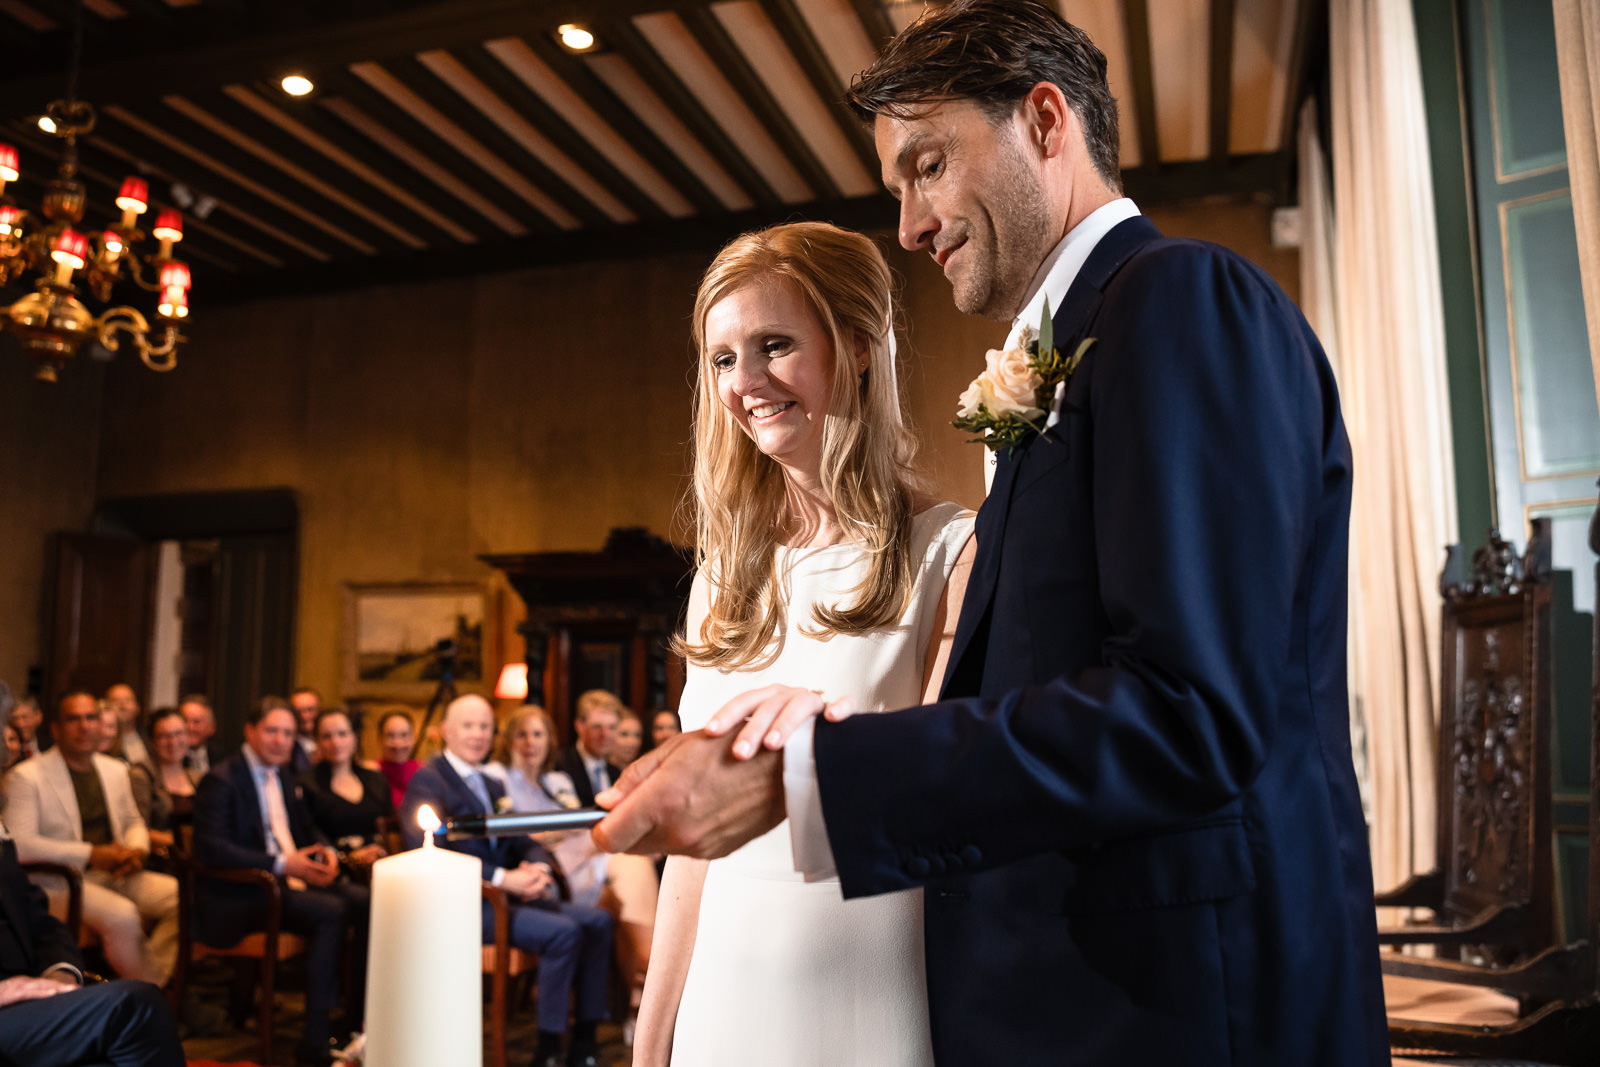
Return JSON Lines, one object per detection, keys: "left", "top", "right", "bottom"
{"left": 702, "top": 684, "right": 857, "bottom": 759}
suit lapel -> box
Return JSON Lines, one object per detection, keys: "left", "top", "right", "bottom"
{"left": 938, "top": 216, "right": 1163, "bottom": 699}
{"left": 42, "top": 751, "right": 82, "bottom": 842}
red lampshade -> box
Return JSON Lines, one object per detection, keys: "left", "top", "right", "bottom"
{"left": 494, "top": 662, "right": 529, "bottom": 701}
{"left": 159, "top": 260, "right": 191, "bottom": 291}
{"left": 157, "top": 287, "right": 188, "bottom": 319}
{"left": 0, "top": 205, "right": 19, "bottom": 234}
{"left": 115, "top": 176, "right": 148, "bottom": 214}
{"left": 50, "top": 228, "right": 87, "bottom": 269}
{"left": 0, "top": 144, "right": 17, "bottom": 182}
{"left": 103, "top": 229, "right": 123, "bottom": 255}
{"left": 152, "top": 209, "right": 183, "bottom": 242}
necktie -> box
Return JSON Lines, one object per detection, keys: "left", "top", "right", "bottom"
{"left": 591, "top": 763, "right": 608, "bottom": 795}
{"left": 467, "top": 771, "right": 492, "bottom": 814}
{"left": 264, "top": 767, "right": 305, "bottom": 890}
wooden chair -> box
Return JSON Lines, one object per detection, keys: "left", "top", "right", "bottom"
{"left": 481, "top": 882, "right": 540, "bottom": 1067}
{"left": 1375, "top": 523, "right": 1557, "bottom": 962}
{"left": 1384, "top": 505, "right": 1600, "bottom": 1062}
{"left": 169, "top": 828, "right": 307, "bottom": 1067}
{"left": 20, "top": 861, "right": 84, "bottom": 943}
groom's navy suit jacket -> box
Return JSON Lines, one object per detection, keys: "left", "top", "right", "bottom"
{"left": 814, "top": 217, "right": 1387, "bottom": 1066}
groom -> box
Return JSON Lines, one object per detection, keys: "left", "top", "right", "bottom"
{"left": 596, "top": 1, "right": 1387, "bottom": 1063}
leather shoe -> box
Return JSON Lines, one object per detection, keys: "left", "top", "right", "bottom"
{"left": 566, "top": 1043, "right": 600, "bottom": 1067}
{"left": 534, "top": 1055, "right": 564, "bottom": 1067}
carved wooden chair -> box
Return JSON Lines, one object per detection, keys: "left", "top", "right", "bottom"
{"left": 481, "top": 881, "right": 540, "bottom": 1067}
{"left": 1375, "top": 523, "right": 1556, "bottom": 962}
{"left": 1384, "top": 505, "right": 1600, "bottom": 1062}
{"left": 169, "top": 824, "right": 307, "bottom": 1066}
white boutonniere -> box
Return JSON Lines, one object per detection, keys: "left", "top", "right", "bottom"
{"left": 952, "top": 297, "right": 1094, "bottom": 454}
{"left": 495, "top": 795, "right": 515, "bottom": 814}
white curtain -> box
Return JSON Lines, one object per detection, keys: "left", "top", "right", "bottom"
{"left": 1553, "top": 0, "right": 1600, "bottom": 411}
{"left": 1319, "top": 0, "right": 1459, "bottom": 897}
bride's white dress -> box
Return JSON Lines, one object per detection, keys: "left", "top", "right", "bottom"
{"left": 671, "top": 502, "right": 974, "bottom": 1067}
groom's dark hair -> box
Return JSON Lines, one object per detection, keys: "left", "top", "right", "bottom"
{"left": 845, "top": 0, "right": 1122, "bottom": 192}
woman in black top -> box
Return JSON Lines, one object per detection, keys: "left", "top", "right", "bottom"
{"left": 300, "top": 707, "right": 394, "bottom": 873}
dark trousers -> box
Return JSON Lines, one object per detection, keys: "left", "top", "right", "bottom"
{"left": 282, "top": 881, "right": 369, "bottom": 1052}
{"left": 0, "top": 979, "right": 183, "bottom": 1067}
{"left": 481, "top": 899, "right": 612, "bottom": 1033}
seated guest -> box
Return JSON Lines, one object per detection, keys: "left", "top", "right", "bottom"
{"left": 402, "top": 695, "right": 611, "bottom": 1067}
{"left": 5, "top": 693, "right": 180, "bottom": 986}
{"left": 104, "top": 683, "right": 150, "bottom": 767}
{"left": 612, "top": 709, "right": 643, "bottom": 769}
{"left": 647, "top": 707, "right": 682, "bottom": 753}
{"left": 290, "top": 687, "right": 322, "bottom": 762}
{"left": 179, "top": 694, "right": 224, "bottom": 775}
{"left": 555, "top": 689, "right": 621, "bottom": 808}
{"left": 375, "top": 709, "right": 421, "bottom": 811}
{"left": 260, "top": 695, "right": 313, "bottom": 774}
{"left": 194, "top": 700, "right": 369, "bottom": 1067}
{"left": 0, "top": 812, "right": 184, "bottom": 1065}
{"left": 12, "top": 695, "right": 49, "bottom": 757}
{"left": 301, "top": 707, "right": 392, "bottom": 876}
{"left": 94, "top": 700, "right": 120, "bottom": 756}
{"left": 487, "top": 704, "right": 658, "bottom": 1011}
{"left": 127, "top": 708, "right": 199, "bottom": 860}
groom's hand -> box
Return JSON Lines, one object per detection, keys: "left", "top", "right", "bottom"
{"left": 591, "top": 730, "right": 784, "bottom": 857}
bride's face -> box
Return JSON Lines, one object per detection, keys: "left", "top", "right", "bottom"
{"left": 705, "top": 276, "right": 843, "bottom": 478}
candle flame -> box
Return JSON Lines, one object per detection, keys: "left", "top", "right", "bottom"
{"left": 417, "top": 804, "right": 440, "bottom": 834}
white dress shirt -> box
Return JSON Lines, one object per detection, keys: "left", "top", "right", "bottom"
{"left": 240, "top": 744, "right": 292, "bottom": 877}
{"left": 786, "top": 198, "right": 1142, "bottom": 879}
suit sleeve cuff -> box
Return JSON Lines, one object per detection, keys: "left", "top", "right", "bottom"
{"left": 490, "top": 867, "right": 506, "bottom": 888}
{"left": 272, "top": 856, "right": 286, "bottom": 877}
{"left": 783, "top": 719, "right": 836, "bottom": 882}
{"left": 41, "top": 962, "right": 83, "bottom": 985}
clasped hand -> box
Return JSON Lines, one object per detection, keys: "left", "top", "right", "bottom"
{"left": 501, "top": 862, "right": 554, "bottom": 901}
{"left": 283, "top": 845, "right": 340, "bottom": 886}
{"left": 88, "top": 843, "right": 146, "bottom": 878}
{"left": 591, "top": 684, "right": 855, "bottom": 857}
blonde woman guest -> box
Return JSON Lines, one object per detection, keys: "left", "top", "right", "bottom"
{"left": 612, "top": 710, "right": 644, "bottom": 769}
{"left": 485, "top": 706, "right": 659, "bottom": 1001}
{"left": 634, "top": 222, "right": 974, "bottom": 1067}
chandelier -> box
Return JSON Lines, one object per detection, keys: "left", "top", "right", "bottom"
{"left": 0, "top": 98, "right": 191, "bottom": 382}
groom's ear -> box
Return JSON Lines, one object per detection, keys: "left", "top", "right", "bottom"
{"left": 1020, "top": 81, "right": 1074, "bottom": 161}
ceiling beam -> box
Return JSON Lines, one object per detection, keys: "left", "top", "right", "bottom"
{"left": 1120, "top": 151, "right": 1282, "bottom": 205}
{"left": 1208, "top": 0, "right": 1235, "bottom": 163}
{"left": 0, "top": 0, "right": 692, "bottom": 120}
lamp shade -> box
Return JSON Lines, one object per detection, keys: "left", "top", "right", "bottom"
{"left": 115, "top": 176, "right": 148, "bottom": 213}
{"left": 50, "top": 228, "right": 87, "bottom": 269}
{"left": 152, "top": 209, "right": 183, "bottom": 242}
{"left": 494, "top": 662, "right": 529, "bottom": 701}
{"left": 102, "top": 229, "right": 123, "bottom": 255}
{"left": 159, "top": 260, "right": 191, "bottom": 291}
{"left": 0, "top": 205, "right": 19, "bottom": 234}
{"left": 0, "top": 143, "right": 17, "bottom": 182}
{"left": 157, "top": 287, "right": 188, "bottom": 319}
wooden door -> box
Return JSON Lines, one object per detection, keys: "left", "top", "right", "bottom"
{"left": 45, "top": 533, "right": 152, "bottom": 704}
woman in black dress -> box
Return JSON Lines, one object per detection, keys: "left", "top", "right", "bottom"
{"left": 300, "top": 707, "right": 394, "bottom": 874}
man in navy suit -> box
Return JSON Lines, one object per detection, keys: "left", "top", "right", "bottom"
{"left": 401, "top": 695, "right": 612, "bottom": 1067}
{"left": 193, "top": 700, "right": 369, "bottom": 1067}
{"left": 595, "top": 1, "right": 1387, "bottom": 1063}
{"left": 0, "top": 692, "right": 183, "bottom": 1067}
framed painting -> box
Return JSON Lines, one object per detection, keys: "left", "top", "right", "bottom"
{"left": 343, "top": 582, "right": 487, "bottom": 700}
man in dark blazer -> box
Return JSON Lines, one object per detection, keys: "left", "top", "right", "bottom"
{"left": 0, "top": 703, "right": 183, "bottom": 1067}
{"left": 594, "top": 2, "right": 1387, "bottom": 1064}
{"left": 401, "top": 695, "right": 612, "bottom": 1067}
{"left": 193, "top": 701, "right": 368, "bottom": 1067}
{"left": 554, "top": 690, "right": 622, "bottom": 808}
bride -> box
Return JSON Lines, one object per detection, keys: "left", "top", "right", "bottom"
{"left": 635, "top": 221, "right": 974, "bottom": 1066}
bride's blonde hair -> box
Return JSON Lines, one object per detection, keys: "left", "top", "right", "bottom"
{"left": 675, "top": 222, "right": 926, "bottom": 671}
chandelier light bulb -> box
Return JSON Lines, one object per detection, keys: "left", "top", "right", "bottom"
{"left": 281, "top": 74, "right": 314, "bottom": 97}
{"left": 157, "top": 287, "right": 188, "bottom": 319}
{"left": 102, "top": 229, "right": 123, "bottom": 259}
{"left": 0, "top": 204, "right": 19, "bottom": 237}
{"left": 37, "top": 115, "right": 55, "bottom": 134}
{"left": 557, "top": 23, "right": 596, "bottom": 51}
{"left": 0, "top": 144, "right": 17, "bottom": 184}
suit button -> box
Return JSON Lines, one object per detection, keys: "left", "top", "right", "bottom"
{"left": 906, "top": 857, "right": 931, "bottom": 878}
{"left": 926, "top": 855, "right": 946, "bottom": 875}
{"left": 959, "top": 845, "right": 982, "bottom": 866}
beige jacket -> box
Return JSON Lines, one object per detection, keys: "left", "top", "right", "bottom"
{"left": 4, "top": 748, "right": 151, "bottom": 869}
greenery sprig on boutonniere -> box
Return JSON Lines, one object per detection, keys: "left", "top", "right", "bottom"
{"left": 952, "top": 297, "right": 1095, "bottom": 454}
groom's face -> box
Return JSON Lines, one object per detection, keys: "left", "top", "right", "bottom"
{"left": 876, "top": 98, "right": 1052, "bottom": 321}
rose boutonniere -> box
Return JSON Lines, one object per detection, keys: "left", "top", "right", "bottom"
{"left": 495, "top": 795, "right": 515, "bottom": 814}
{"left": 952, "top": 297, "right": 1095, "bottom": 454}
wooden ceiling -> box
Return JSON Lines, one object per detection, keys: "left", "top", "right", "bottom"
{"left": 0, "top": 0, "right": 1323, "bottom": 302}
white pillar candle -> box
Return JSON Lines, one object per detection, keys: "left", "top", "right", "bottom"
{"left": 364, "top": 804, "right": 482, "bottom": 1067}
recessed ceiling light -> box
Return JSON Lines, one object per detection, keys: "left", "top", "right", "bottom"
{"left": 557, "top": 23, "right": 597, "bottom": 52}
{"left": 281, "top": 74, "right": 315, "bottom": 97}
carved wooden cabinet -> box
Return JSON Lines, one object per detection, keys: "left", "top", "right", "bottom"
{"left": 482, "top": 528, "right": 693, "bottom": 743}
